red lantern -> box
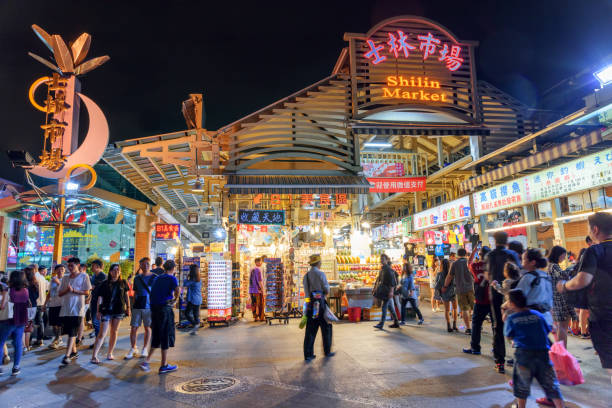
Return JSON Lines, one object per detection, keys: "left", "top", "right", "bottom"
{"left": 66, "top": 213, "right": 75, "bottom": 222}
{"left": 78, "top": 211, "right": 86, "bottom": 223}
{"left": 52, "top": 208, "right": 60, "bottom": 220}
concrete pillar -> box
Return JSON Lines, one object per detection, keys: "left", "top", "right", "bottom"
{"left": 437, "top": 138, "right": 444, "bottom": 168}
{"left": 135, "top": 208, "right": 157, "bottom": 274}
{"left": 415, "top": 191, "right": 423, "bottom": 212}
{"left": 551, "top": 198, "right": 566, "bottom": 247}
{"left": 523, "top": 205, "right": 538, "bottom": 248}
{"left": 469, "top": 135, "right": 481, "bottom": 160}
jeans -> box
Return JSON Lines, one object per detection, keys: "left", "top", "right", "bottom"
{"left": 470, "top": 302, "right": 492, "bottom": 352}
{"left": 513, "top": 349, "right": 562, "bottom": 400}
{"left": 0, "top": 323, "right": 25, "bottom": 368}
{"left": 185, "top": 302, "right": 201, "bottom": 326}
{"left": 303, "top": 309, "right": 332, "bottom": 358}
{"left": 490, "top": 290, "right": 506, "bottom": 364}
{"left": 34, "top": 306, "right": 45, "bottom": 341}
{"left": 380, "top": 298, "right": 399, "bottom": 325}
{"left": 91, "top": 302, "right": 101, "bottom": 337}
{"left": 401, "top": 297, "right": 423, "bottom": 322}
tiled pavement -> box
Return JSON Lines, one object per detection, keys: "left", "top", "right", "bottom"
{"left": 0, "top": 308, "right": 609, "bottom": 407}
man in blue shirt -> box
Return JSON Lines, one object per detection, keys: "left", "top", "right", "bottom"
{"left": 126, "top": 257, "right": 157, "bottom": 360}
{"left": 504, "top": 289, "right": 563, "bottom": 408}
{"left": 140, "top": 259, "right": 179, "bottom": 374}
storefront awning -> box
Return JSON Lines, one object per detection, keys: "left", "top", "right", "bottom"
{"left": 226, "top": 175, "right": 371, "bottom": 194}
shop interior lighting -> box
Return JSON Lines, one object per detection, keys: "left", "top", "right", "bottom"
{"left": 314, "top": 224, "right": 320, "bottom": 233}
{"left": 363, "top": 138, "right": 393, "bottom": 148}
{"left": 594, "top": 64, "right": 612, "bottom": 87}
{"left": 66, "top": 182, "right": 79, "bottom": 191}
{"left": 361, "top": 221, "right": 370, "bottom": 229}
{"left": 555, "top": 212, "right": 594, "bottom": 222}
{"left": 485, "top": 221, "right": 543, "bottom": 233}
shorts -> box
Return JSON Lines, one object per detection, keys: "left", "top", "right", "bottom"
{"left": 590, "top": 318, "right": 612, "bottom": 369}
{"left": 61, "top": 316, "right": 83, "bottom": 338}
{"left": 48, "top": 306, "right": 62, "bottom": 327}
{"left": 513, "top": 349, "right": 562, "bottom": 400}
{"left": 457, "top": 291, "right": 475, "bottom": 312}
{"left": 151, "top": 305, "right": 175, "bottom": 350}
{"left": 131, "top": 309, "right": 152, "bottom": 327}
{"left": 101, "top": 314, "right": 125, "bottom": 322}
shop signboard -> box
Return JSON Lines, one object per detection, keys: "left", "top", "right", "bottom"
{"left": 238, "top": 209, "right": 285, "bottom": 225}
{"left": 401, "top": 216, "right": 412, "bottom": 236}
{"left": 473, "top": 147, "right": 612, "bottom": 216}
{"left": 413, "top": 196, "right": 471, "bottom": 231}
{"left": 363, "top": 162, "right": 405, "bottom": 177}
{"left": 369, "top": 177, "right": 427, "bottom": 193}
{"left": 155, "top": 223, "right": 180, "bottom": 241}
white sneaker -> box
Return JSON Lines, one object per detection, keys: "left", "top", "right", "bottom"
{"left": 140, "top": 348, "right": 148, "bottom": 358}
{"left": 124, "top": 348, "right": 138, "bottom": 360}
{"left": 56, "top": 339, "right": 64, "bottom": 348}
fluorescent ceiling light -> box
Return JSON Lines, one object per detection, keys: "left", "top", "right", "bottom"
{"left": 485, "top": 221, "right": 543, "bottom": 233}
{"left": 556, "top": 212, "right": 594, "bottom": 222}
{"left": 363, "top": 142, "right": 392, "bottom": 148}
{"left": 594, "top": 64, "right": 612, "bottom": 86}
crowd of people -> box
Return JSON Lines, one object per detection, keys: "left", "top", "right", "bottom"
{"left": 0, "top": 255, "right": 193, "bottom": 376}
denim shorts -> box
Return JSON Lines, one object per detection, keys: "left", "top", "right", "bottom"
{"left": 101, "top": 314, "right": 125, "bottom": 322}
{"left": 513, "top": 349, "right": 562, "bottom": 400}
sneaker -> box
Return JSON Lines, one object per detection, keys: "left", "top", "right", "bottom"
{"left": 139, "top": 361, "right": 151, "bottom": 372}
{"left": 399, "top": 321, "right": 406, "bottom": 325}
{"left": 495, "top": 363, "right": 505, "bottom": 374}
{"left": 11, "top": 367, "right": 21, "bottom": 376}
{"left": 60, "top": 357, "right": 70, "bottom": 366}
{"left": 33, "top": 340, "right": 44, "bottom": 347}
{"left": 159, "top": 364, "right": 178, "bottom": 374}
{"left": 463, "top": 348, "right": 481, "bottom": 355}
{"left": 581, "top": 333, "right": 591, "bottom": 340}
{"left": 140, "top": 348, "right": 148, "bottom": 358}
{"left": 535, "top": 397, "right": 554, "bottom": 406}
{"left": 506, "top": 359, "right": 514, "bottom": 366}
{"left": 465, "top": 329, "right": 472, "bottom": 335}
{"left": 69, "top": 351, "right": 79, "bottom": 360}
{"left": 389, "top": 323, "right": 400, "bottom": 328}
{"left": 373, "top": 323, "right": 383, "bottom": 329}
{"left": 56, "top": 339, "right": 64, "bottom": 348}
{"left": 125, "top": 348, "right": 138, "bottom": 360}
{"left": 418, "top": 319, "right": 424, "bottom": 325}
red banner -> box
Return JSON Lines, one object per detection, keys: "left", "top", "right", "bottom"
{"left": 368, "top": 177, "right": 427, "bottom": 193}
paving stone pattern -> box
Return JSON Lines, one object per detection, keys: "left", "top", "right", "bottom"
{"left": 0, "top": 308, "right": 609, "bottom": 407}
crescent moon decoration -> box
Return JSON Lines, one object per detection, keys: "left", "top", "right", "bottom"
{"left": 29, "top": 92, "right": 109, "bottom": 179}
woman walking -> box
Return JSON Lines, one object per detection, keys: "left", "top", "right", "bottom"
{"left": 46, "top": 265, "right": 65, "bottom": 349}
{"left": 183, "top": 264, "right": 202, "bottom": 335}
{"left": 91, "top": 264, "right": 130, "bottom": 363}
{"left": 429, "top": 257, "right": 441, "bottom": 312}
{"left": 547, "top": 246, "right": 576, "bottom": 348}
{"left": 400, "top": 260, "right": 424, "bottom": 325}
{"left": 374, "top": 254, "right": 400, "bottom": 329}
{"left": 436, "top": 259, "right": 458, "bottom": 332}
{"left": 0, "top": 270, "right": 30, "bottom": 375}
{"left": 24, "top": 267, "right": 39, "bottom": 351}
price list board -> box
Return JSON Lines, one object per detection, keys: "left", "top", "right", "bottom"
{"left": 207, "top": 260, "right": 232, "bottom": 321}
{"left": 265, "top": 258, "right": 285, "bottom": 313}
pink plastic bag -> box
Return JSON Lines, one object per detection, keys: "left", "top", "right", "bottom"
{"left": 549, "top": 341, "right": 585, "bottom": 386}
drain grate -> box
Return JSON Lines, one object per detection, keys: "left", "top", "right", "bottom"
{"left": 176, "top": 376, "right": 239, "bottom": 394}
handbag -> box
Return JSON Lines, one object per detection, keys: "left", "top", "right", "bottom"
{"left": 323, "top": 305, "right": 339, "bottom": 324}
{"left": 566, "top": 245, "right": 602, "bottom": 309}
{"left": 372, "top": 269, "right": 391, "bottom": 300}
{"left": 27, "top": 306, "right": 37, "bottom": 321}
{"left": 0, "top": 293, "right": 13, "bottom": 320}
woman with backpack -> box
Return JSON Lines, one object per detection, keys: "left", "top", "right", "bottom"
{"left": 547, "top": 246, "right": 576, "bottom": 348}
{"left": 90, "top": 264, "right": 130, "bottom": 363}
{"left": 400, "top": 260, "right": 424, "bottom": 325}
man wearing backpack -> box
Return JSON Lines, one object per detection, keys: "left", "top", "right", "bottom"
{"left": 485, "top": 231, "right": 522, "bottom": 374}
{"left": 558, "top": 212, "right": 612, "bottom": 382}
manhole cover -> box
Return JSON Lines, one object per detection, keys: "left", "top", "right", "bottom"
{"left": 176, "top": 377, "right": 239, "bottom": 394}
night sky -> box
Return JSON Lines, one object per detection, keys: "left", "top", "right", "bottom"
{"left": 1, "top": 0, "right": 611, "bottom": 183}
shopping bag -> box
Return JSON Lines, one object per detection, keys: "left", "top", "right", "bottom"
{"left": 324, "top": 306, "right": 339, "bottom": 324}
{"left": 549, "top": 341, "right": 584, "bottom": 386}
{"left": 27, "top": 306, "right": 37, "bottom": 321}
{"left": 299, "top": 314, "right": 308, "bottom": 329}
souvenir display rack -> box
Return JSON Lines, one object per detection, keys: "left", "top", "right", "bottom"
{"left": 264, "top": 258, "right": 289, "bottom": 324}
{"left": 207, "top": 259, "right": 232, "bottom": 327}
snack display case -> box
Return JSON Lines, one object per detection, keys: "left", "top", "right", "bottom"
{"left": 207, "top": 259, "right": 232, "bottom": 327}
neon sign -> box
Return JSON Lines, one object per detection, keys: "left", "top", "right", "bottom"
{"left": 382, "top": 76, "right": 448, "bottom": 102}
{"left": 364, "top": 31, "right": 463, "bottom": 72}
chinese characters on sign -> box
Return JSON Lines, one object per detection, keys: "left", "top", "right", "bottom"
{"left": 472, "top": 147, "right": 612, "bottom": 216}
{"left": 364, "top": 31, "right": 464, "bottom": 72}
{"left": 413, "top": 196, "right": 471, "bottom": 231}
{"left": 155, "top": 224, "right": 181, "bottom": 241}
{"left": 238, "top": 209, "right": 285, "bottom": 225}
{"left": 369, "top": 177, "right": 426, "bottom": 193}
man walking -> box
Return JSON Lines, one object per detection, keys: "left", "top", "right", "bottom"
{"left": 58, "top": 257, "right": 91, "bottom": 366}
{"left": 140, "top": 259, "right": 179, "bottom": 374}
{"left": 444, "top": 248, "right": 474, "bottom": 335}
{"left": 151, "top": 257, "right": 165, "bottom": 276}
{"left": 126, "top": 257, "right": 156, "bottom": 359}
{"left": 463, "top": 245, "right": 492, "bottom": 355}
{"left": 249, "top": 258, "right": 264, "bottom": 322}
{"left": 32, "top": 264, "right": 48, "bottom": 347}
{"left": 558, "top": 212, "right": 612, "bottom": 384}
{"left": 303, "top": 254, "right": 334, "bottom": 361}
{"left": 485, "top": 231, "right": 521, "bottom": 374}
{"left": 89, "top": 259, "right": 106, "bottom": 342}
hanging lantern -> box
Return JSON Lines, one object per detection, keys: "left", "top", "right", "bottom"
{"left": 52, "top": 208, "right": 60, "bottom": 220}
{"left": 66, "top": 213, "right": 75, "bottom": 222}
{"left": 78, "top": 210, "right": 86, "bottom": 224}
{"left": 33, "top": 210, "right": 43, "bottom": 223}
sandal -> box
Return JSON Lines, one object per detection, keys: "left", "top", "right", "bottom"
{"left": 91, "top": 358, "right": 100, "bottom": 364}
{"left": 106, "top": 355, "right": 114, "bottom": 360}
